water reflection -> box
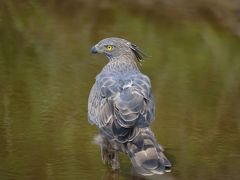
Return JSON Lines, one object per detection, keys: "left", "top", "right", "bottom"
{"left": 0, "top": 0, "right": 240, "bottom": 180}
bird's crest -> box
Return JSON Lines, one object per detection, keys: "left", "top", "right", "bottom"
{"left": 130, "top": 44, "right": 147, "bottom": 63}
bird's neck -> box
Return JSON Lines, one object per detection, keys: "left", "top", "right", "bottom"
{"left": 103, "top": 55, "right": 139, "bottom": 74}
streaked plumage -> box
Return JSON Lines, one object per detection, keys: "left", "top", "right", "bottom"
{"left": 88, "top": 37, "right": 171, "bottom": 175}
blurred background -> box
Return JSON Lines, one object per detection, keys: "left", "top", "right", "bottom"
{"left": 0, "top": 0, "right": 240, "bottom": 179}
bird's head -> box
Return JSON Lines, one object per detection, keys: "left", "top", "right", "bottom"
{"left": 91, "top": 37, "right": 146, "bottom": 62}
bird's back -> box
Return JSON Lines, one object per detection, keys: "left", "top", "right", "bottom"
{"left": 88, "top": 61, "right": 155, "bottom": 137}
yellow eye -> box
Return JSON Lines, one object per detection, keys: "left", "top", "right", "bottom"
{"left": 106, "top": 45, "right": 113, "bottom": 51}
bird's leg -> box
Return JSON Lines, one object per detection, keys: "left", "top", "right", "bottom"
{"left": 100, "top": 138, "right": 109, "bottom": 164}
{"left": 100, "top": 138, "right": 120, "bottom": 170}
{"left": 100, "top": 138, "right": 113, "bottom": 166}
{"left": 109, "top": 140, "right": 120, "bottom": 170}
{"left": 110, "top": 151, "right": 120, "bottom": 170}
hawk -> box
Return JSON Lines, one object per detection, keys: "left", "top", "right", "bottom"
{"left": 88, "top": 37, "right": 171, "bottom": 175}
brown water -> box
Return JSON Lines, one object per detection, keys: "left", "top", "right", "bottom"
{"left": 0, "top": 1, "right": 240, "bottom": 180}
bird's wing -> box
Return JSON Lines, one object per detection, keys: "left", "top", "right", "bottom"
{"left": 88, "top": 72, "right": 155, "bottom": 141}
{"left": 114, "top": 73, "right": 155, "bottom": 128}
{"left": 111, "top": 73, "right": 155, "bottom": 142}
{"left": 88, "top": 73, "right": 118, "bottom": 127}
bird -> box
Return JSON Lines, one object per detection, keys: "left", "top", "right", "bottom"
{"left": 88, "top": 37, "right": 171, "bottom": 175}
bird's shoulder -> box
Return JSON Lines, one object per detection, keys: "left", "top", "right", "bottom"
{"left": 96, "top": 71, "right": 151, "bottom": 88}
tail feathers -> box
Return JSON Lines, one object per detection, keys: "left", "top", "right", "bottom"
{"left": 126, "top": 128, "right": 171, "bottom": 175}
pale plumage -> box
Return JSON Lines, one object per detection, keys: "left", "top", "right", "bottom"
{"left": 88, "top": 37, "right": 171, "bottom": 175}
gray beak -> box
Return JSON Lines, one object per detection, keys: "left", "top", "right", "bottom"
{"left": 91, "top": 46, "right": 98, "bottom": 54}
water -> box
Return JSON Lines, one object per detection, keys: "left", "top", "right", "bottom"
{"left": 0, "top": 1, "right": 240, "bottom": 179}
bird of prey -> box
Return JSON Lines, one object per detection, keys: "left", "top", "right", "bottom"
{"left": 88, "top": 37, "right": 171, "bottom": 175}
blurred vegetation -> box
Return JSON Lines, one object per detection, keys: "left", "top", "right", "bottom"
{"left": 38, "top": 0, "right": 240, "bottom": 36}
{"left": 0, "top": 0, "right": 240, "bottom": 180}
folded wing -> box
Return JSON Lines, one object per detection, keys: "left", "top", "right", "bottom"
{"left": 88, "top": 72, "right": 155, "bottom": 142}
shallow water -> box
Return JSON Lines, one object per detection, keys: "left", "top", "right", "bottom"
{"left": 0, "top": 1, "right": 240, "bottom": 180}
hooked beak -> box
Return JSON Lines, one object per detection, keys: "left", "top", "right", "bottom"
{"left": 91, "top": 45, "right": 98, "bottom": 54}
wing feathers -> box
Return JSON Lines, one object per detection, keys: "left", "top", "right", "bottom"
{"left": 88, "top": 72, "right": 154, "bottom": 141}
